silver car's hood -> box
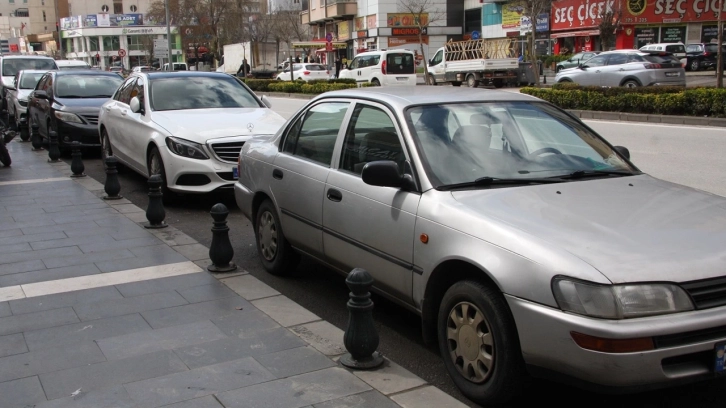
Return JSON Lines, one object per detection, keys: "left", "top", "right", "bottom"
{"left": 16, "top": 89, "right": 33, "bottom": 100}
{"left": 451, "top": 174, "right": 726, "bottom": 284}
{"left": 151, "top": 108, "right": 286, "bottom": 143}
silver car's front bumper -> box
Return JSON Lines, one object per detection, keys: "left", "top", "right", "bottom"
{"left": 507, "top": 295, "right": 726, "bottom": 389}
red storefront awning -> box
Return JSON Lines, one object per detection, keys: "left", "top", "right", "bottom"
{"left": 550, "top": 30, "right": 600, "bottom": 39}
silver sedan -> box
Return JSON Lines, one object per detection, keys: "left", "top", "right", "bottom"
{"left": 555, "top": 49, "right": 686, "bottom": 87}
{"left": 233, "top": 87, "right": 726, "bottom": 404}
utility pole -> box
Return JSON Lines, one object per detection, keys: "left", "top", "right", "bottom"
{"left": 165, "top": 0, "right": 173, "bottom": 70}
{"left": 55, "top": 0, "right": 63, "bottom": 58}
{"left": 718, "top": 0, "right": 724, "bottom": 88}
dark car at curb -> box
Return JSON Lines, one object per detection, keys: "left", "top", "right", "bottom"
{"left": 27, "top": 70, "right": 123, "bottom": 149}
{"left": 685, "top": 43, "right": 726, "bottom": 71}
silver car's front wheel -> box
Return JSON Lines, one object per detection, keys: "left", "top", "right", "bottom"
{"left": 257, "top": 210, "right": 278, "bottom": 261}
{"left": 446, "top": 301, "right": 494, "bottom": 383}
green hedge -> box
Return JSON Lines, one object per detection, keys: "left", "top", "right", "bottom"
{"left": 242, "top": 78, "right": 359, "bottom": 93}
{"left": 267, "top": 81, "right": 368, "bottom": 94}
{"left": 520, "top": 85, "right": 726, "bottom": 117}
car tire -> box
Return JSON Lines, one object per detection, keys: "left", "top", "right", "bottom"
{"left": 0, "top": 142, "right": 10, "bottom": 167}
{"left": 466, "top": 74, "right": 478, "bottom": 88}
{"left": 690, "top": 59, "right": 700, "bottom": 71}
{"left": 100, "top": 128, "right": 123, "bottom": 172}
{"left": 437, "top": 280, "right": 526, "bottom": 405}
{"left": 148, "top": 146, "right": 176, "bottom": 203}
{"left": 371, "top": 78, "right": 381, "bottom": 87}
{"left": 622, "top": 79, "right": 640, "bottom": 88}
{"left": 255, "top": 199, "right": 300, "bottom": 276}
{"left": 428, "top": 74, "right": 437, "bottom": 86}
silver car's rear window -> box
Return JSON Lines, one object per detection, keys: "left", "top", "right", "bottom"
{"left": 406, "top": 102, "right": 636, "bottom": 187}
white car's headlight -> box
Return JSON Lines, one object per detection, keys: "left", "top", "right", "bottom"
{"left": 552, "top": 277, "right": 694, "bottom": 319}
{"left": 54, "top": 111, "right": 83, "bottom": 123}
{"left": 165, "top": 136, "right": 209, "bottom": 160}
{"left": 18, "top": 98, "right": 27, "bottom": 107}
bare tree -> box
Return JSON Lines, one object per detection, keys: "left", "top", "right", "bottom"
{"left": 271, "top": 0, "right": 310, "bottom": 68}
{"left": 596, "top": 0, "right": 623, "bottom": 51}
{"left": 514, "top": 0, "right": 554, "bottom": 86}
{"left": 397, "top": 0, "right": 446, "bottom": 85}
{"left": 248, "top": 13, "right": 277, "bottom": 70}
{"left": 139, "top": 35, "right": 156, "bottom": 66}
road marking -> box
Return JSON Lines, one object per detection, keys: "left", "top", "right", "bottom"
{"left": 0, "top": 177, "right": 69, "bottom": 186}
{"left": 4, "top": 261, "right": 202, "bottom": 300}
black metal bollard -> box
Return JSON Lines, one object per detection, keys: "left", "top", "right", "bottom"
{"left": 543, "top": 74, "right": 547, "bottom": 85}
{"left": 30, "top": 123, "right": 43, "bottom": 151}
{"left": 144, "top": 174, "right": 168, "bottom": 229}
{"left": 340, "top": 268, "right": 384, "bottom": 370}
{"left": 69, "top": 141, "right": 86, "bottom": 177}
{"left": 102, "top": 156, "right": 123, "bottom": 200}
{"left": 47, "top": 130, "right": 61, "bottom": 163}
{"left": 207, "top": 203, "right": 237, "bottom": 273}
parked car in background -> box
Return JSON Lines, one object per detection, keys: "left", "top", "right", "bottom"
{"left": 27, "top": 70, "right": 123, "bottom": 149}
{"left": 555, "top": 51, "right": 601, "bottom": 72}
{"left": 233, "top": 86, "right": 726, "bottom": 405}
{"left": 0, "top": 55, "right": 57, "bottom": 112}
{"left": 132, "top": 65, "right": 154, "bottom": 73}
{"left": 639, "top": 43, "right": 687, "bottom": 66}
{"left": 338, "top": 50, "right": 416, "bottom": 86}
{"left": 275, "top": 63, "right": 330, "bottom": 82}
{"left": 98, "top": 72, "right": 286, "bottom": 197}
{"left": 162, "top": 62, "right": 189, "bottom": 71}
{"left": 685, "top": 43, "right": 726, "bottom": 71}
{"left": 555, "top": 50, "right": 685, "bottom": 88}
{"left": 55, "top": 60, "right": 92, "bottom": 70}
{"left": 6, "top": 69, "right": 46, "bottom": 141}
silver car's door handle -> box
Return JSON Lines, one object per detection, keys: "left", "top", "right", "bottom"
{"left": 120, "top": 110, "right": 127, "bottom": 116}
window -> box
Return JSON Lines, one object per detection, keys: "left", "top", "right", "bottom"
{"left": 9, "top": 0, "right": 14, "bottom": 4}
{"left": 385, "top": 53, "right": 414, "bottom": 74}
{"left": 127, "top": 35, "right": 146, "bottom": 51}
{"left": 129, "top": 77, "right": 144, "bottom": 106}
{"left": 281, "top": 102, "right": 349, "bottom": 166}
{"left": 55, "top": 75, "right": 123, "bottom": 98}
{"left": 113, "top": 1, "right": 122, "bottom": 13}
{"left": 102, "top": 36, "right": 120, "bottom": 51}
{"left": 42, "top": 10, "right": 45, "bottom": 21}
{"left": 583, "top": 55, "right": 607, "bottom": 67}
{"left": 340, "top": 104, "right": 403, "bottom": 175}
{"left": 88, "top": 37, "right": 99, "bottom": 52}
{"left": 430, "top": 50, "right": 443, "bottom": 66}
{"left": 150, "top": 76, "right": 260, "bottom": 111}
{"left": 347, "top": 57, "right": 359, "bottom": 70}
{"left": 114, "top": 77, "right": 136, "bottom": 104}
{"left": 607, "top": 54, "right": 628, "bottom": 65}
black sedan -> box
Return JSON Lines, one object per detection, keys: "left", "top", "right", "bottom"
{"left": 27, "top": 70, "right": 123, "bottom": 149}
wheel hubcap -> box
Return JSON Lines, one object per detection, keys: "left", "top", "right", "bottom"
{"left": 258, "top": 211, "right": 278, "bottom": 261}
{"left": 446, "top": 302, "right": 494, "bottom": 384}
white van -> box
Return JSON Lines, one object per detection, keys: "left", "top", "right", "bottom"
{"left": 163, "top": 62, "right": 189, "bottom": 71}
{"left": 338, "top": 50, "right": 416, "bottom": 86}
{"left": 639, "top": 43, "right": 687, "bottom": 65}
{"left": 55, "top": 60, "right": 92, "bottom": 70}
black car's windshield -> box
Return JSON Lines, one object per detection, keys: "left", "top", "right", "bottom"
{"left": 149, "top": 76, "right": 261, "bottom": 111}
{"left": 55, "top": 75, "right": 123, "bottom": 98}
{"left": 20, "top": 73, "right": 44, "bottom": 89}
{"left": 406, "top": 102, "right": 638, "bottom": 188}
{"left": 3, "top": 59, "right": 56, "bottom": 77}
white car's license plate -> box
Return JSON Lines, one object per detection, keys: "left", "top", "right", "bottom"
{"left": 396, "top": 77, "right": 408, "bottom": 81}
{"left": 232, "top": 167, "right": 239, "bottom": 180}
{"left": 714, "top": 342, "right": 726, "bottom": 375}
{"left": 665, "top": 72, "right": 679, "bottom": 77}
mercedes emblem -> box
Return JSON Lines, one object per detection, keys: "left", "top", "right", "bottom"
{"left": 247, "top": 123, "right": 254, "bottom": 132}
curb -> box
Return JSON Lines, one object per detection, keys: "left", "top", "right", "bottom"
{"left": 36, "top": 150, "right": 468, "bottom": 408}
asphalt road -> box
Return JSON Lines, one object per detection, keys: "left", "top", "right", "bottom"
{"left": 66, "top": 97, "right": 726, "bottom": 408}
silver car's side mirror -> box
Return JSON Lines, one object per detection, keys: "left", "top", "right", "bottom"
{"left": 261, "top": 95, "right": 272, "bottom": 108}
{"left": 129, "top": 96, "right": 143, "bottom": 114}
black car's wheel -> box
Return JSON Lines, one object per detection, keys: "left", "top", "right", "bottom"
{"left": 148, "top": 146, "right": 176, "bottom": 203}
{"left": 255, "top": 199, "right": 300, "bottom": 276}
{"left": 690, "top": 59, "right": 700, "bottom": 71}
{"left": 451, "top": 81, "right": 462, "bottom": 87}
{"left": 0, "top": 142, "right": 10, "bottom": 167}
{"left": 438, "top": 280, "right": 526, "bottom": 405}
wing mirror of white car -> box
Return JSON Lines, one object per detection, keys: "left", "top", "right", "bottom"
{"left": 613, "top": 146, "right": 630, "bottom": 160}
{"left": 361, "top": 160, "right": 415, "bottom": 190}
{"left": 129, "top": 96, "right": 144, "bottom": 114}
{"left": 260, "top": 95, "right": 272, "bottom": 108}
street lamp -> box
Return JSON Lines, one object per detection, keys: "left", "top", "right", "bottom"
{"left": 165, "top": 0, "right": 173, "bottom": 70}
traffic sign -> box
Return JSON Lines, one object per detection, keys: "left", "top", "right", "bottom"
{"left": 326, "top": 42, "right": 333, "bottom": 51}
{"left": 471, "top": 31, "right": 480, "bottom": 40}
{"left": 118, "top": 49, "right": 126, "bottom": 57}
{"left": 326, "top": 32, "right": 333, "bottom": 42}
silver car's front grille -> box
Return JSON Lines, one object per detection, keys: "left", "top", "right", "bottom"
{"left": 80, "top": 114, "right": 98, "bottom": 125}
{"left": 681, "top": 277, "right": 726, "bottom": 309}
{"left": 209, "top": 141, "right": 245, "bottom": 163}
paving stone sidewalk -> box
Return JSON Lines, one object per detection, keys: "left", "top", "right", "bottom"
{"left": 0, "top": 140, "right": 467, "bottom": 407}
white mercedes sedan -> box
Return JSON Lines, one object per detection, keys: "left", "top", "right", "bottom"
{"left": 98, "top": 71, "right": 286, "bottom": 196}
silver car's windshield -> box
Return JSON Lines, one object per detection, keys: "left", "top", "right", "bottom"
{"left": 149, "top": 76, "right": 261, "bottom": 111}
{"left": 406, "top": 102, "right": 637, "bottom": 188}
{"left": 2, "top": 59, "right": 55, "bottom": 76}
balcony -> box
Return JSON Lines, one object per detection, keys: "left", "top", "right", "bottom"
{"left": 301, "top": 10, "right": 309, "bottom": 25}
{"left": 307, "top": 0, "right": 356, "bottom": 24}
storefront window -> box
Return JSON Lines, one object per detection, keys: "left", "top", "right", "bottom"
{"left": 660, "top": 26, "right": 685, "bottom": 43}
{"left": 464, "top": 8, "right": 481, "bottom": 34}
{"left": 127, "top": 35, "right": 148, "bottom": 51}
{"left": 102, "top": 36, "right": 120, "bottom": 51}
{"left": 88, "top": 37, "right": 99, "bottom": 52}
{"left": 635, "top": 27, "right": 659, "bottom": 49}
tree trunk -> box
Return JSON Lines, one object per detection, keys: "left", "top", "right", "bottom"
{"left": 419, "top": 32, "right": 429, "bottom": 85}
{"left": 530, "top": 32, "right": 539, "bottom": 86}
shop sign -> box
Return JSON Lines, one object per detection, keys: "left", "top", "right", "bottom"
{"left": 355, "top": 17, "right": 365, "bottom": 31}
{"left": 122, "top": 27, "right": 168, "bottom": 35}
{"left": 337, "top": 21, "right": 350, "bottom": 41}
{"left": 357, "top": 30, "right": 368, "bottom": 38}
{"left": 367, "top": 15, "right": 377, "bottom": 29}
{"left": 115, "top": 14, "right": 143, "bottom": 26}
{"left": 702, "top": 25, "right": 726, "bottom": 42}
{"left": 392, "top": 27, "right": 426, "bottom": 36}
{"left": 660, "top": 26, "right": 686, "bottom": 42}
{"left": 535, "top": 12, "right": 550, "bottom": 31}
{"left": 387, "top": 13, "right": 428, "bottom": 27}
{"left": 635, "top": 27, "right": 659, "bottom": 48}
{"left": 388, "top": 36, "right": 428, "bottom": 46}
{"left": 503, "top": 3, "right": 525, "bottom": 28}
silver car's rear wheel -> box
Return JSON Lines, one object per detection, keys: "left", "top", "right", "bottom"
{"left": 258, "top": 210, "right": 278, "bottom": 261}
{"left": 623, "top": 79, "right": 640, "bottom": 88}
{"left": 446, "top": 301, "right": 494, "bottom": 383}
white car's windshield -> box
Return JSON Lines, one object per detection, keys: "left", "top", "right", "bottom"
{"left": 150, "top": 76, "right": 261, "bottom": 111}
{"left": 3, "top": 59, "right": 56, "bottom": 76}
{"left": 407, "top": 102, "right": 637, "bottom": 187}
{"left": 20, "top": 73, "right": 44, "bottom": 89}
{"left": 55, "top": 75, "right": 123, "bottom": 98}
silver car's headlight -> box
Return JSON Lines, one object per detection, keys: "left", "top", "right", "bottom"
{"left": 552, "top": 277, "right": 694, "bottom": 319}
{"left": 165, "top": 136, "right": 209, "bottom": 160}
{"left": 54, "top": 111, "right": 82, "bottom": 123}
